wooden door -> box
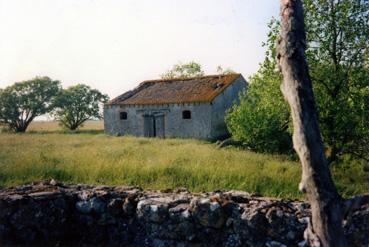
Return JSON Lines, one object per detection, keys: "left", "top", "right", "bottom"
{"left": 154, "top": 114, "right": 165, "bottom": 138}
{"left": 143, "top": 114, "right": 154, "bottom": 137}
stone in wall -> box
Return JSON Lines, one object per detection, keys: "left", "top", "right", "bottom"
{"left": 0, "top": 181, "right": 368, "bottom": 246}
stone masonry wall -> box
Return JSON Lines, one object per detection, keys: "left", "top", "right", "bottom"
{"left": 104, "top": 103, "right": 213, "bottom": 139}
{"left": 210, "top": 76, "right": 247, "bottom": 138}
{"left": 0, "top": 181, "right": 368, "bottom": 247}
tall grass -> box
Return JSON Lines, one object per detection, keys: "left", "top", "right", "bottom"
{"left": 0, "top": 122, "right": 367, "bottom": 199}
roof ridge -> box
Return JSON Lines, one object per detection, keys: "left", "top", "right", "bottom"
{"left": 141, "top": 73, "right": 241, "bottom": 84}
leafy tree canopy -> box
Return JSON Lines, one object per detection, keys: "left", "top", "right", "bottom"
{"left": 227, "top": 0, "right": 369, "bottom": 162}
{"left": 53, "top": 84, "right": 108, "bottom": 130}
{"left": 160, "top": 61, "right": 205, "bottom": 79}
{"left": 0, "top": 76, "right": 61, "bottom": 132}
{"left": 161, "top": 61, "right": 237, "bottom": 79}
{"left": 226, "top": 52, "right": 292, "bottom": 154}
{"left": 304, "top": 0, "right": 369, "bottom": 162}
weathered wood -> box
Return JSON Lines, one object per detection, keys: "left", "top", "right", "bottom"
{"left": 277, "top": 0, "right": 346, "bottom": 246}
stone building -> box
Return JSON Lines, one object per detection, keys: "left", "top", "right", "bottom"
{"left": 104, "top": 74, "right": 247, "bottom": 139}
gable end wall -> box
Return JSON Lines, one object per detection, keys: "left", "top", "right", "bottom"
{"left": 210, "top": 76, "right": 247, "bottom": 139}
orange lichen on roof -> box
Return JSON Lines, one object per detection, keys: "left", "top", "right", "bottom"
{"left": 107, "top": 74, "right": 242, "bottom": 105}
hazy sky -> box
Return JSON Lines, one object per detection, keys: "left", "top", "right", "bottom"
{"left": 0, "top": 0, "right": 279, "bottom": 98}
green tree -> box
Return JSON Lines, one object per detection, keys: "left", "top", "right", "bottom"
{"left": 304, "top": 0, "right": 369, "bottom": 162}
{"left": 227, "top": 0, "right": 369, "bottom": 161}
{"left": 53, "top": 84, "right": 108, "bottom": 130}
{"left": 0, "top": 76, "right": 61, "bottom": 132}
{"left": 226, "top": 59, "right": 292, "bottom": 154}
{"left": 161, "top": 61, "right": 204, "bottom": 79}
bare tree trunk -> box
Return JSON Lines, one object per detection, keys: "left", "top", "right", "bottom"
{"left": 277, "top": 0, "right": 346, "bottom": 246}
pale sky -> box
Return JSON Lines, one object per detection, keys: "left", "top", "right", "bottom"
{"left": 0, "top": 0, "right": 279, "bottom": 99}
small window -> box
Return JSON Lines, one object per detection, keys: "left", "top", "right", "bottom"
{"left": 182, "top": 110, "right": 191, "bottom": 119}
{"left": 120, "top": 111, "right": 127, "bottom": 120}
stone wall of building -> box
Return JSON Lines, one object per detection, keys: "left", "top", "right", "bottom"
{"left": 104, "top": 102, "right": 213, "bottom": 139}
{"left": 210, "top": 76, "right": 247, "bottom": 139}
{"left": 1, "top": 181, "right": 368, "bottom": 246}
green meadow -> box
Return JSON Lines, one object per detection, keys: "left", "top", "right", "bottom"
{"left": 0, "top": 121, "right": 367, "bottom": 199}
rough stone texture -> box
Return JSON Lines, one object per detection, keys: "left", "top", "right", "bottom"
{"left": 0, "top": 181, "right": 368, "bottom": 247}
{"left": 103, "top": 76, "right": 247, "bottom": 140}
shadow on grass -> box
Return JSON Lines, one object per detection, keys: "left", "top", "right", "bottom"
{"left": 26, "top": 129, "right": 105, "bottom": 135}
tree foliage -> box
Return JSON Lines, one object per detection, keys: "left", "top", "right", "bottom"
{"left": 226, "top": 59, "right": 292, "bottom": 154}
{"left": 161, "top": 61, "right": 205, "bottom": 79}
{"left": 53, "top": 84, "right": 108, "bottom": 130}
{"left": 304, "top": 0, "right": 369, "bottom": 162}
{"left": 226, "top": 0, "right": 369, "bottom": 161}
{"left": 0, "top": 76, "right": 61, "bottom": 132}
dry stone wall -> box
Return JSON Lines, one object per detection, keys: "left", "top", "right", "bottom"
{"left": 0, "top": 181, "right": 368, "bottom": 246}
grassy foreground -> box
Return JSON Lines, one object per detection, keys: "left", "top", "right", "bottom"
{"left": 0, "top": 121, "right": 367, "bottom": 199}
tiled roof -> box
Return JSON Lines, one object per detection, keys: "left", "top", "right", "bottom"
{"left": 107, "top": 74, "right": 242, "bottom": 105}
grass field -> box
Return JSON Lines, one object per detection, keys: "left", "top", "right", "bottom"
{"left": 0, "top": 121, "right": 367, "bottom": 199}
{"left": 27, "top": 120, "right": 104, "bottom": 133}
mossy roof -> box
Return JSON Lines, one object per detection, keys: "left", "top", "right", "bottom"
{"left": 107, "top": 73, "right": 242, "bottom": 105}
